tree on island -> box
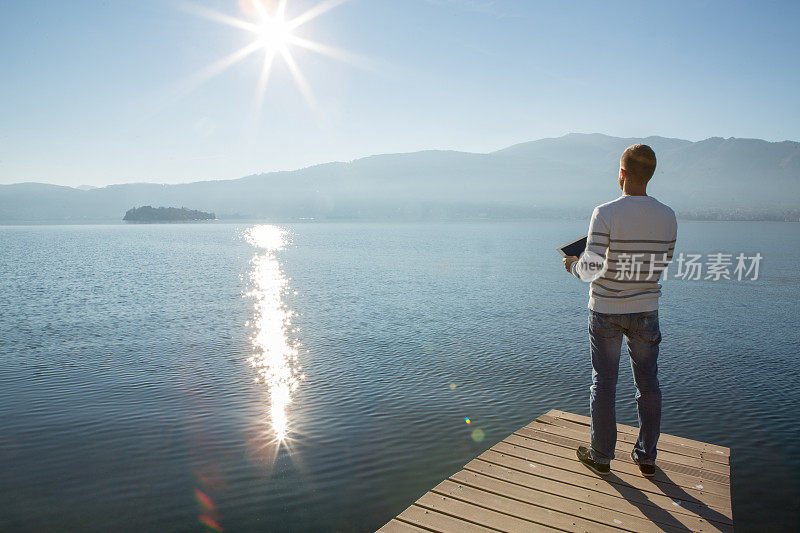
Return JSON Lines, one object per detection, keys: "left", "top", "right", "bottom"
{"left": 123, "top": 205, "right": 215, "bottom": 222}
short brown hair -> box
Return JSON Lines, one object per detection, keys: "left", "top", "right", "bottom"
{"left": 620, "top": 144, "right": 657, "bottom": 183}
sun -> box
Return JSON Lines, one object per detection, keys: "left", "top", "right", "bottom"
{"left": 255, "top": 13, "right": 293, "bottom": 52}
{"left": 183, "top": 0, "right": 361, "bottom": 113}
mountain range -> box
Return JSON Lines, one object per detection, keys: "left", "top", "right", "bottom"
{"left": 1, "top": 133, "right": 798, "bottom": 222}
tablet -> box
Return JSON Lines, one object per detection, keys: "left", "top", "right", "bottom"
{"left": 557, "top": 235, "right": 587, "bottom": 258}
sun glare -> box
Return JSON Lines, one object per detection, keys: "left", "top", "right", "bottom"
{"left": 183, "top": 0, "right": 360, "bottom": 115}
{"left": 256, "top": 13, "right": 293, "bottom": 51}
{"left": 243, "top": 225, "right": 303, "bottom": 451}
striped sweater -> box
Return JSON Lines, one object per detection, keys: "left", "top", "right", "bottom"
{"left": 571, "top": 195, "right": 677, "bottom": 314}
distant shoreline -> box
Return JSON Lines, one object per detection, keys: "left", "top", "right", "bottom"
{"left": 2, "top": 135, "right": 798, "bottom": 224}
{"left": 122, "top": 205, "right": 216, "bottom": 223}
{"left": 1, "top": 214, "right": 797, "bottom": 226}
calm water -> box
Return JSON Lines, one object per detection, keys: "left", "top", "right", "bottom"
{"left": 1, "top": 220, "right": 798, "bottom": 532}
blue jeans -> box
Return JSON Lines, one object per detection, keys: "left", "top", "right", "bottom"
{"left": 588, "top": 310, "right": 662, "bottom": 465}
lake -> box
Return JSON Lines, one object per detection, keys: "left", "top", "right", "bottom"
{"left": 1, "top": 220, "right": 798, "bottom": 531}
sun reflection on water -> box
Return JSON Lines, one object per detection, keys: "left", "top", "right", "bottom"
{"left": 243, "top": 225, "right": 303, "bottom": 444}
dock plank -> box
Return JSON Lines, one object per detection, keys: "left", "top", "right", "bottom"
{"left": 434, "top": 478, "right": 630, "bottom": 533}
{"left": 449, "top": 470, "right": 693, "bottom": 533}
{"left": 393, "top": 505, "right": 497, "bottom": 533}
{"left": 504, "top": 433, "right": 730, "bottom": 497}
{"left": 463, "top": 460, "right": 731, "bottom": 532}
{"left": 477, "top": 451, "right": 731, "bottom": 524}
{"left": 533, "top": 415, "right": 730, "bottom": 466}
{"left": 515, "top": 425, "right": 730, "bottom": 481}
{"left": 547, "top": 410, "right": 730, "bottom": 457}
{"left": 491, "top": 442, "right": 731, "bottom": 510}
{"left": 415, "top": 491, "right": 563, "bottom": 532}
{"left": 525, "top": 419, "right": 730, "bottom": 470}
{"left": 377, "top": 519, "right": 431, "bottom": 532}
{"left": 380, "top": 410, "right": 733, "bottom": 532}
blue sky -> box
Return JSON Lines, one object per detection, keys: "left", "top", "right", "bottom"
{"left": 1, "top": 0, "right": 798, "bottom": 186}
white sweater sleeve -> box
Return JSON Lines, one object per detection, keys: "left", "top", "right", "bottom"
{"left": 571, "top": 207, "right": 610, "bottom": 281}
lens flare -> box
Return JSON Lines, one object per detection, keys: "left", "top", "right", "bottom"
{"left": 195, "top": 488, "right": 221, "bottom": 531}
{"left": 181, "top": 0, "right": 369, "bottom": 116}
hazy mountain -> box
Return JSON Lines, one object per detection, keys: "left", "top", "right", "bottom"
{"left": 1, "top": 133, "right": 798, "bottom": 222}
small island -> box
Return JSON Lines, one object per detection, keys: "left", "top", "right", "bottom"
{"left": 123, "top": 205, "right": 216, "bottom": 223}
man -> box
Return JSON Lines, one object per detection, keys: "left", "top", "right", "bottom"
{"left": 563, "top": 144, "right": 677, "bottom": 477}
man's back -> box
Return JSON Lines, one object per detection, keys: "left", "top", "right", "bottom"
{"left": 578, "top": 195, "right": 677, "bottom": 314}
{"left": 567, "top": 144, "right": 674, "bottom": 477}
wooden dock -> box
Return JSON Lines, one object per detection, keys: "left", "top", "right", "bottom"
{"left": 379, "top": 410, "right": 732, "bottom": 532}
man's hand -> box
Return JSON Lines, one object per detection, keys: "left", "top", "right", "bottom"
{"left": 563, "top": 255, "right": 579, "bottom": 273}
